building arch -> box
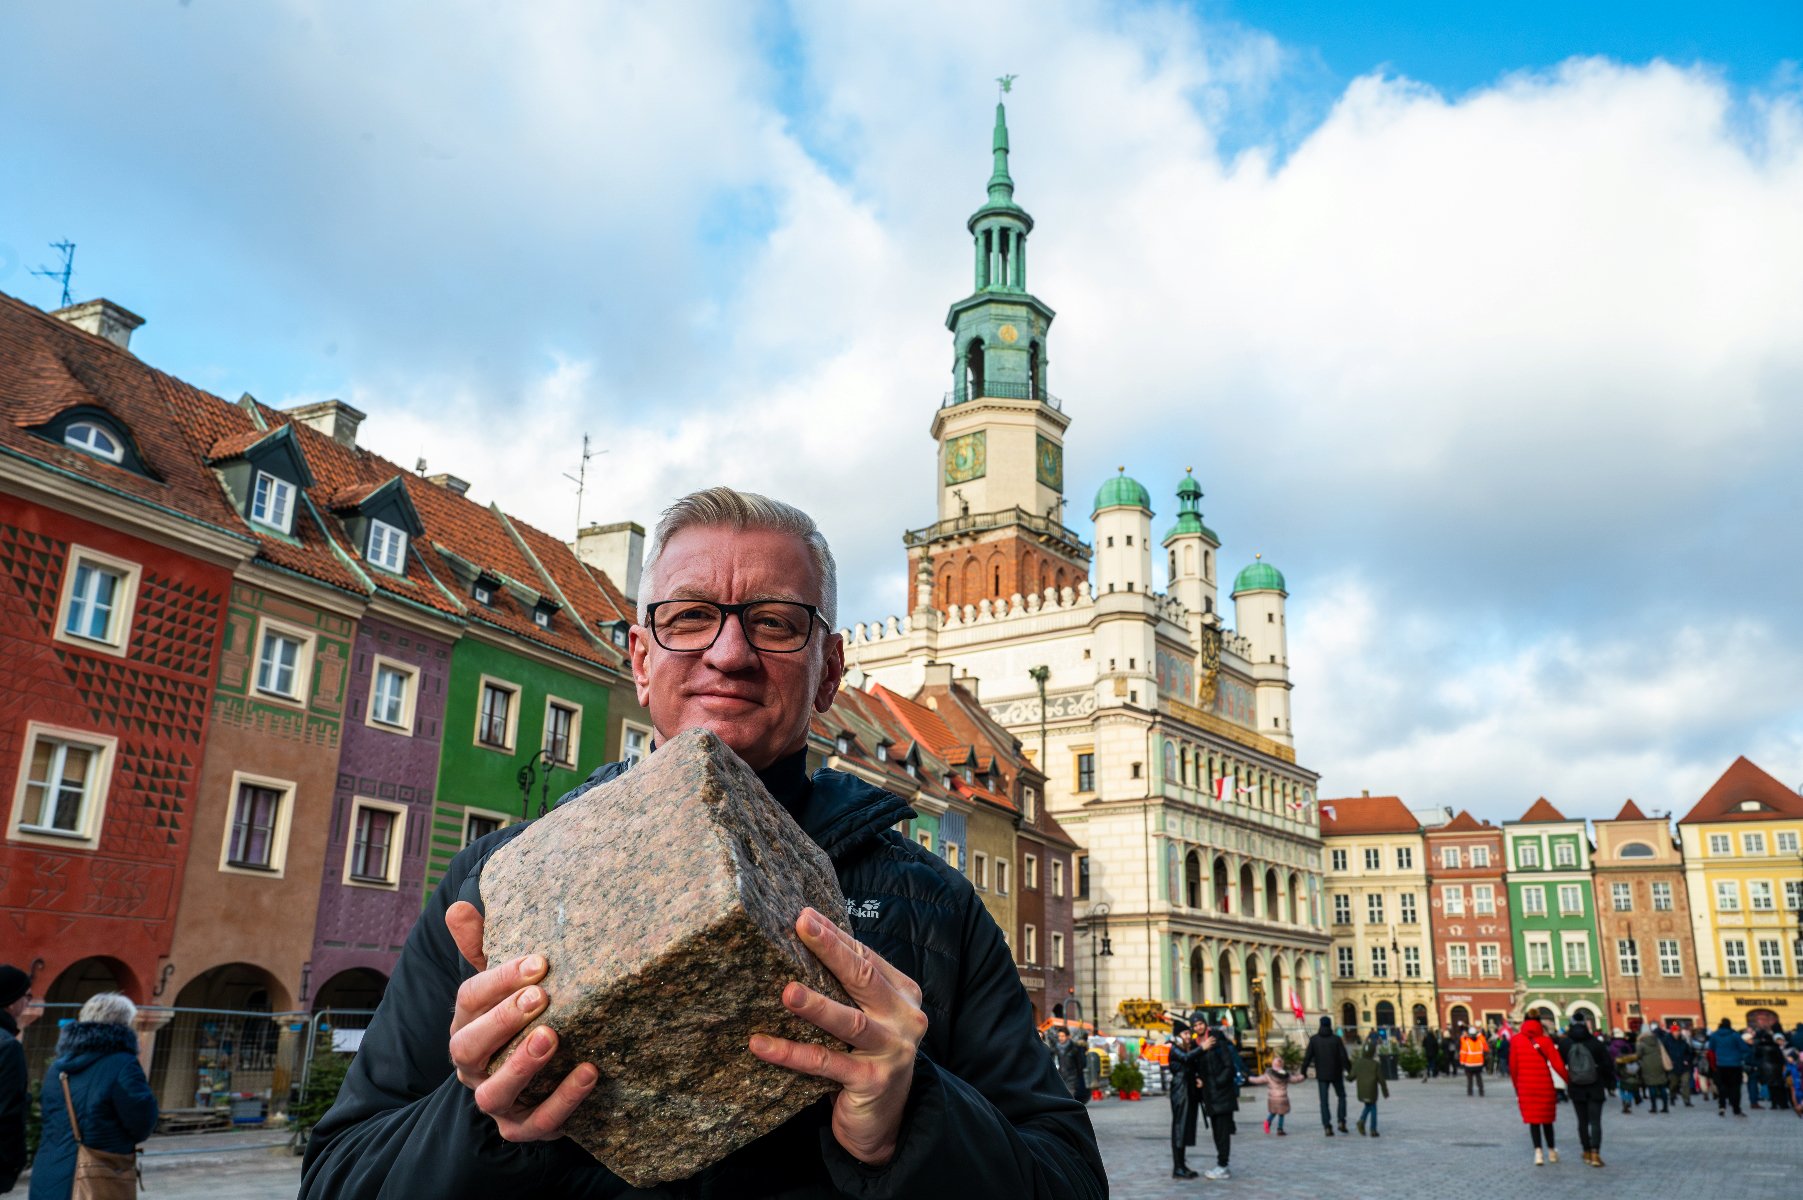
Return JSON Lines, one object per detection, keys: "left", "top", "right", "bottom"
{"left": 1188, "top": 945, "right": 1207, "bottom": 1004}
{"left": 311, "top": 967, "right": 388, "bottom": 1013}
{"left": 1287, "top": 873, "right": 1301, "bottom": 925}
{"left": 1213, "top": 856, "right": 1231, "bottom": 913}
{"left": 963, "top": 337, "right": 986, "bottom": 400}
{"left": 1238, "top": 862, "right": 1257, "bottom": 915}
{"left": 1184, "top": 850, "right": 1202, "bottom": 909}
{"left": 45, "top": 956, "right": 143, "bottom": 1007}
{"left": 1269, "top": 956, "right": 1284, "bottom": 1013}
{"left": 1411, "top": 1003, "right": 1429, "bottom": 1029}
{"left": 1217, "top": 949, "right": 1236, "bottom": 1004}
{"left": 1375, "top": 1000, "right": 1396, "bottom": 1030}
{"left": 939, "top": 569, "right": 955, "bottom": 611}
{"left": 961, "top": 557, "right": 982, "bottom": 607}
{"left": 1449, "top": 1004, "right": 1471, "bottom": 1030}
{"left": 1341, "top": 1001, "right": 1358, "bottom": 1029}
{"left": 1264, "top": 868, "right": 1280, "bottom": 919}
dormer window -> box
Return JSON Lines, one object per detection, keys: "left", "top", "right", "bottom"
{"left": 65, "top": 422, "right": 124, "bottom": 463}
{"left": 473, "top": 579, "right": 496, "bottom": 605}
{"left": 836, "top": 734, "right": 852, "bottom": 755}
{"left": 533, "top": 608, "right": 553, "bottom": 630}
{"left": 250, "top": 471, "right": 296, "bottom": 533}
{"left": 609, "top": 622, "right": 628, "bottom": 648}
{"left": 366, "top": 519, "right": 407, "bottom": 573}
{"left": 876, "top": 743, "right": 889, "bottom": 762}
{"left": 906, "top": 760, "right": 918, "bottom": 778}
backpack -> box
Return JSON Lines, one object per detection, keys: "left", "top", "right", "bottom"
{"left": 1567, "top": 1039, "right": 1599, "bottom": 1085}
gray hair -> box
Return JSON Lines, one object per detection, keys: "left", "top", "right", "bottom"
{"left": 79, "top": 992, "right": 137, "bottom": 1027}
{"left": 638, "top": 487, "right": 837, "bottom": 628}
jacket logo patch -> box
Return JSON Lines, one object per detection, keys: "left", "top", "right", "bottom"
{"left": 845, "top": 898, "right": 881, "bottom": 921}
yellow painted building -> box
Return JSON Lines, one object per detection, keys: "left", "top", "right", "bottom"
{"left": 1321, "top": 795, "right": 1437, "bottom": 1033}
{"left": 1678, "top": 756, "right": 1803, "bottom": 1032}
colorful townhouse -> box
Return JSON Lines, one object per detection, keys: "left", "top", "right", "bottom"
{"left": 1505, "top": 798, "right": 1606, "bottom": 1027}
{"left": 1593, "top": 800, "right": 1702, "bottom": 1031}
{"left": 1423, "top": 811, "right": 1515, "bottom": 1031}
{"left": 0, "top": 294, "right": 245, "bottom": 1009}
{"left": 1320, "top": 795, "right": 1435, "bottom": 1033}
{"left": 1678, "top": 757, "right": 1803, "bottom": 1032}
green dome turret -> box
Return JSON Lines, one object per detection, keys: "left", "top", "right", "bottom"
{"left": 1093, "top": 467, "right": 1151, "bottom": 514}
{"left": 1162, "top": 467, "right": 1219, "bottom": 545}
{"left": 1232, "top": 555, "right": 1287, "bottom": 595}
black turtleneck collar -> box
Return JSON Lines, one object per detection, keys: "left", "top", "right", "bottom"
{"left": 0, "top": 1009, "right": 16, "bottom": 1036}
{"left": 756, "top": 747, "right": 813, "bottom": 812}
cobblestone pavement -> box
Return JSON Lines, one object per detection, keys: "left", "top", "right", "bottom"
{"left": 53, "top": 1074, "right": 1803, "bottom": 1199}
{"left": 1092, "top": 1073, "right": 1803, "bottom": 1199}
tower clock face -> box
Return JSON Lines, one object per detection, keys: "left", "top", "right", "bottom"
{"left": 997, "top": 323, "right": 1019, "bottom": 344}
{"left": 1036, "top": 434, "right": 1063, "bottom": 491}
{"left": 945, "top": 431, "right": 987, "bottom": 484}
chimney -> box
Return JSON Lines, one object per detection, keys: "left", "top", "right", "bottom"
{"left": 426, "top": 473, "right": 471, "bottom": 497}
{"left": 573, "top": 520, "right": 644, "bottom": 604}
{"left": 957, "top": 668, "right": 979, "bottom": 700}
{"left": 285, "top": 399, "right": 366, "bottom": 448}
{"left": 53, "top": 299, "right": 145, "bottom": 351}
{"left": 922, "top": 661, "right": 955, "bottom": 689}
{"left": 1361, "top": 789, "right": 1370, "bottom": 797}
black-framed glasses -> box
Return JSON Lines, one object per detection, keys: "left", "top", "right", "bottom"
{"left": 645, "top": 599, "right": 824, "bottom": 653}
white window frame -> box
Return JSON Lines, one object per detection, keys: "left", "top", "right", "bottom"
{"left": 1370, "top": 944, "right": 1389, "bottom": 979}
{"left": 7, "top": 723, "right": 117, "bottom": 850}
{"left": 1521, "top": 885, "right": 1546, "bottom": 915}
{"left": 621, "top": 720, "right": 652, "bottom": 767}
{"left": 1785, "top": 879, "right": 1803, "bottom": 912}
{"left": 1478, "top": 942, "right": 1501, "bottom": 978}
{"left": 1366, "top": 893, "right": 1385, "bottom": 924}
{"left": 1610, "top": 881, "right": 1632, "bottom": 912}
{"left": 1748, "top": 879, "right": 1774, "bottom": 911}
{"left": 1330, "top": 848, "right": 1347, "bottom": 872}
{"left": 1400, "top": 892, "right": 1417, "bottom": 924}
{"left": 1562, "top": 933, "right": 1592, "bottom": 976}
{"left": 365, "top": 655, "right": 418, "bottom": 733}
{"left": 1023, "top": 923, "right": 1038, "bottom": 965}
{"left": 1337, "top": 945, "right": 1355, "bottom": 978}
{"left": 1756, "top": 938, "right": 1784, "bottom": 977}
{"left": 943, "top": 840, "right": 961, "bottom": 871}
{"left": 1657, "top": 939, "right": 1682, "bottom": 976}
{"left": 462, "top": 806, "right": 509, "bottom": 847}
{"left": 1723, "top": 937, "right": 1749, "bottom": 977}
{"left": 1517, "top": 841, "right": 1540, "bottom": 868}
{"left": 1446, "top": 943, "right": 1470, "bottom": 977}
{"left": 1333, "top": 893, "right": 1351, "bottom": 924}
{"left": 1364, "top": 847, "right": 1381, "bottom": 871}
{"left": 1472, "top": 884, "right": 1495, "bottom": 915}
{"left": 54, "top": 546, "right": 141, "bottom": 657}
{"left": 366, "top": 519, "right": 408, "bottom": 573}
{"left": 1715, "top": 880, "right": 1740, "bottom": 912}
{"left": 1651, "top": 881, "right": 1673, "bottom": 911}
{"left": 217, "top": 771, "right": 297, "bottom": 878}
{"left": 1553, "top": 841, "right": 1576, "bottom": 867}
{"left": 64, "top": 420, "right": 124, "bottom": 462}
{"left": 249, "top": 470, "right": 297, "bottom": 534}
{"left": 1617, "top": 937, "right": 1640, "bottom": 977}
{"left": 253, "top": 615, "right": 316, "bottom": 704}
{"left": 1742, "top": 832, "right": 1766, "bottom": 855}
{"left": 1024, "top": 853, "right": 1039, "bottom": 889}
{"left": 1052, "top": 930, "right": 1066, "bottom": 968}
{"left": 1440, "top": 846, "right": 1460, "bottom": 869}
{"left": 1525, "top": 935, "right": 1553, "bottom": 975}
{"left": 344, "top": 796, "right": 408, "bottom": 890}
{"left": 1558, "top": 884, "right": 1584, "bottom": 915}
{"left": 543, "top": 695, "right": 582, "bottom": 768}
{"left": 916, "top": 829, "right": 933, "bottom": 851}
{"left": 475, "top": 675, "right": 520, "bottom": 751}
{"left": 1776, "top": 831, "right": 1799, "bottom": 854}
{"left": 1441, "top": 885, "right": 1464, "bottom": 916}
{"left": 1396, "top": 846, "right": 1413, "bottom": 870}
{"left": 1403, "top": 944, "right": 1422, "bottom": 978}
{"left": 996, "top": 858, "right": 1010, "bottom": 895}
{"left": 1052, "top": 859, "right": 1065, "bottom": 897}
{"left": 973, "top": 850, "right": 990, "bottom": 890}
{"left": 1707, "top": 833, "right": 1731, "bottom": 855}
{"left": 1470, "top": 846, "right": 1490, "bottom": 868}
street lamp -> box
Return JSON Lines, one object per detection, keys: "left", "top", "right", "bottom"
{"left": 516, "top": 747, "right": 560, "bottom": 820}
{"left": 1085, "top": 902, "right": 1114, "bottom": 1034}
{"left": 1390, "top": 925, "right": 1403, "bottom": 1038}
{"left": 1625, "top": 919, "right": 1644, "bottom": 1030}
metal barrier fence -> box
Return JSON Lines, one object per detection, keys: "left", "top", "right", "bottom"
{"left": 20, "top": 1004, "right": 378, "bottom": 1130}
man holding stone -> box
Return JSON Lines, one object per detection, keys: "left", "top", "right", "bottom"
{"left": 302, "top": 487, "right": 1107, "bottom": 1198}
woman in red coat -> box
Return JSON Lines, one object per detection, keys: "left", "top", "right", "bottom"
{"left": 1508, "top": 1018, "right": 1569, "bottom": 1165}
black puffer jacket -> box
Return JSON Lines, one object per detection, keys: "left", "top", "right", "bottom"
{"left": 1196, "top": 1040, "right": 1241, "bottom": 1117}
{"left": 1301, "top": 1018, "right": 1350, "bottom": 1083}
{"left": 302, "top": 756, "right": 1106, "bottom": 1199}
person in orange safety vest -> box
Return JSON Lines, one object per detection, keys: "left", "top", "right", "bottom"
{"left": 1460, "top": 1026, "right": 1489, "bottom": 1097}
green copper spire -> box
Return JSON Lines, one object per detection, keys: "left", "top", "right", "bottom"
{"left": 988, "top": 102, "right": 1015, "bottom": 205}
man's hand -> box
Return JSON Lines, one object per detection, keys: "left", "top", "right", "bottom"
{"left": 747, "top": 907, "right": 928, "bottom": 1166}
{"left": 445, "top": 900, "right": 598, "bottom": 1142}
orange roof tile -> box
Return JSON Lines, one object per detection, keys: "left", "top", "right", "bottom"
{"left": 1678, "top": 756, "right": 1803, "bottom": 824}
{"left": 1317, "top": 795, "right": 1419, "bottom": 835}
{"left": 1433, "top": 810, "right": 1492, "bottom": 834}
{"left": 869, "top": 683, "right": 961, "bottom": 757}
{"left": 1516, "top": 797, "right": 1567, "bottom": 824}
{"left": 1603, "top": 799, "right": 1649, "bottom": 822}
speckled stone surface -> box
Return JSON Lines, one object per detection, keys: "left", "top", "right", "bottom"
{"left": 480, "top": 728, "right": 853, "bottom": 1186}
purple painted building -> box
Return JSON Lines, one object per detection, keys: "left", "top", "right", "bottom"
{"left": 306, "top": 611, "right": 454, "bottom": 1010}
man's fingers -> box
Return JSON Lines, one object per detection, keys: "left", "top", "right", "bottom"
{"left": 473, "top": 1024, "right": 562, "bottom": 1116}
{"left": 450, "top": 982, "right": 551, "bottom": 1079}
{"left": 450, "top": 951, "right": 549, "bottom": 1038}
{"left": 780, "top": 982, "right": 889, "bottom": 1052}
{"left": 749, "top": 1032, "right": 858, "bottom": 1088}
{"left": 446, "top": 901, "right": 488, "bottom": 972}
{"left": 495, "top": 1062, "right": 601, "bottom": 1143}
{"left": 796, "top": 908, "right": 921, "bottom": 1009}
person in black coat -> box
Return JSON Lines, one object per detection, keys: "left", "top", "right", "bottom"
{"left": 302, "top": 494, "right": 1107, "bottom": 1200}
{"left": 1195, "top": 1026, "right": 1241, "bottom": 1180}
{"left": 0, "top": 966, "right": 30, "bottom": 1195}
{"left": 1557, "top": 1016, "right": 1617, "bottom": 1167}
{"left": 1166, "top": 1029, "right": 1201, "bottom": 1179}
{"left": 1300, "top": 1015, "right": 1351, "bottom": 1135}
{"left": 1422, "top": 1029, "right": 1441, "bottom": 1080}
{"left": 1053, "top": 1028, "right": 1087, "bottom": 1105}
{"left": 30, "top": 993, "right": 158, "bottom": 1200}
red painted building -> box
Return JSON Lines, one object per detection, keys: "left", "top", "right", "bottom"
{"left": 1424, "top": 810, "right": 1515, "bottom": 1032}
{"left": 0, "top": 293, "right": 250, "bottom": 1005}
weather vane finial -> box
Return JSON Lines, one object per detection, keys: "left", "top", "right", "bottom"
{"left": 997, "top": 74, "right": 1017, "bottom": 95}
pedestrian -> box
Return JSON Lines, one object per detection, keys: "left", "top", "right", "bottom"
{"left": 29, "top": 992, "right": 158, "bottom": 1200}
{"left": 1246, "top": 1058, "right": 1292, "bottom": 1136}
{"left": 1459, "top": 1024, "right": 1488, "bottom": 1097}
{"left": 1634, "top": 1024, "right": 1671, "bottom": 1113}
{"left": 1301, "top": 1016, "right": 1351, "bottom": 1135}
{"left": 1706, "top": 1017, "right": 1748, "bottom": 1117}
{"left": 1054, "top": 1027, "right": 1087, "bottom": 1106}
{"left": 301, "top": 488, "right": 1108, "bottom": 1198}
{"left": 1195, "top": 1023, "right": 1241, "bottom": 1180}
{"left": 1789, "top": 1022, "right": 1803, "bottom": 1054}
{"left": 1658, "top": 1023, "right": 1694, "bottom": 1107}
{"left": 1751, "top": 1027, "right": 1785, "bottom": 1115}
{"left": 1609, "top": 1029, "right": 1640, "bottom": 1113}
{"left": 1560, "top": 1016, "right": 1616, "bottom": 1168}
{"left": 1496, "top": 1027, "right": 1512, "bottom": 1077}
{"left": 1422, "top": 1028, "right": 1441, "bottom": 1080}
{"left": 1783, "top": 1049, "right": 1803, "bottom": 1117}
{"left": 1349, "top": 1043, "right": 1389, "bottom": 1136}
{"left": 1167, "top": 1028, "right": 1201, "bottom": 1179}
{"left": 0, "top": 965, "right": 30, "bottom": 1195}
{"left": 1691, "top": 1026, "right": 1714, "bottom": 1101}
{"left": 1377, "top": 1028, "right": 1398, "bottom": 1081}
{"left": 1507, "top": 1016, "right": 1568, "bottom": 1166}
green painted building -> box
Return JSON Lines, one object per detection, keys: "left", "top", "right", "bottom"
{"left": 1505, "top": 797, "right": 1606, "bottom": 1027}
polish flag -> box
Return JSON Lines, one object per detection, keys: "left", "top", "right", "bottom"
{"left": 1214, "top": 775, "right": 1234, "bottom": 802}
{"left": 1288, "top": 988, "right": 1305, "bottom": 1022}
{"left": 1320, "top": 803, "right": 1338, "bottom": 822}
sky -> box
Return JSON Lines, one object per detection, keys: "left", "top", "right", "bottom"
{"left": 3, "top": 0, "right": 1800, "bottom": 826}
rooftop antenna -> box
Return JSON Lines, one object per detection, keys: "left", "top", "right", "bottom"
{"left": 563, "top": 433, "right": 607, "bottom": 531}
{"left": 415, "top": 457, "right": 429, "bottom": 475}
{"left": 32, "top": 241, "right": 76, "bottom": 307}
{"left": 997, "top": 74, "right": 1018, "bottom": 96}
